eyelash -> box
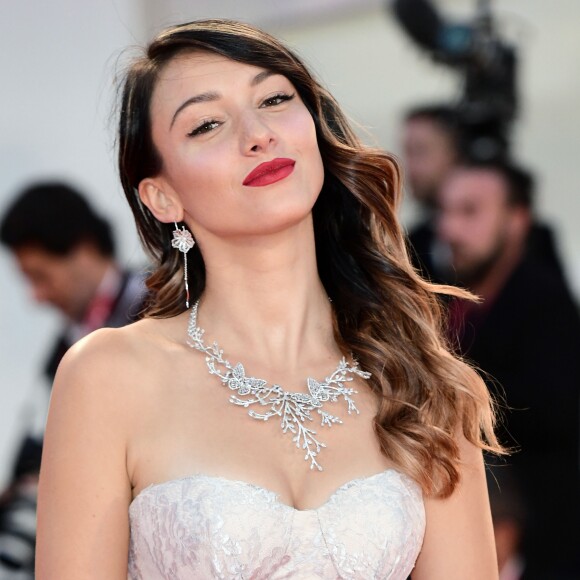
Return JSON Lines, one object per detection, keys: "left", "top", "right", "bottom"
{"left": 187, "top": 120, "right": 221, "bottom": 137}
{"left": 186, "top": 92, "right": 296, "bottom": 137}
{"left": 260, "top": 92, "right": 295, "bottom": 107}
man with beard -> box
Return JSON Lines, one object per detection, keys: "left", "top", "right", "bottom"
{"left": 437, "top": 161, "right": 580, "bottom": 579}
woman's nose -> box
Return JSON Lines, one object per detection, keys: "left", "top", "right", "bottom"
{"left": 240, "top": 112, "right": 276, "bottom": 154}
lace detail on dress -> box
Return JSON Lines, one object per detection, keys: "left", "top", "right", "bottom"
{"left": 127, "top": 470, "right": 425, "bottom": 579}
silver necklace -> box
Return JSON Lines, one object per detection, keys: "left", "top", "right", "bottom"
{"left": 187, "top": 300, "right": 371, "bottom": 471}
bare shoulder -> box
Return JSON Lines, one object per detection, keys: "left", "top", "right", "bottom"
{"left": 37, "top": 315, "right": 189, "bottom": 578}
{"left": 48, "top": 315, "right": 189, "bottom": 441}
{"left": 61, "top": 316, "right": 179, "bottom": 363}
{"left": 56, "top": 316, "right": 184, "bottom": 392}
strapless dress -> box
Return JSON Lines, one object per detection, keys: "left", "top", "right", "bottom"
{"left": 127, "top": 469, "right": 425, "bottom": 579}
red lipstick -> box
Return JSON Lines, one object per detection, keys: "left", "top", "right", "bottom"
{"left": 243, "top": 158, "right": 295, "bottom": 187}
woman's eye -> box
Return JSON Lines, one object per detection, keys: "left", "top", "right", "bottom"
{"left": 187, "top": 120, "right": 221, "bottom": 137}
{"left": 261, "top": 93, "right": 295, "bottom": 108}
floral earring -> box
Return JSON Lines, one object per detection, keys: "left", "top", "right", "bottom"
{"left": 171, "top": 222, "right": 195, "bottom": 308}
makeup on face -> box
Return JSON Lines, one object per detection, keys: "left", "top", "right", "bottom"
{"left": 145, "top": 53, "right": 324, "bottom": 239}
{"left": 243, "top": 158, "right": 296, "bottom": 187}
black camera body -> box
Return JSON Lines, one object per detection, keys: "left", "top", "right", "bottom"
{"left": 392, "top": 0, "right": 518, "bottom": 162}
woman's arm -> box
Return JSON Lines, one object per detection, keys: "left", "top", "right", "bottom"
{"left": 412, "top": 435, "right": 498, "bottom": 580}
{"left": 36, "top": 329, "right": 134, "bottom": 579}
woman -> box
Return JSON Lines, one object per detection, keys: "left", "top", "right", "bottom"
{"left": 37, "top": 19, "right": 502, "bottom": 579}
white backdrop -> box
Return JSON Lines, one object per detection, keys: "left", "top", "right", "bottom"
{"left": 1, "top": 0, "right": 579, "bottom": 484}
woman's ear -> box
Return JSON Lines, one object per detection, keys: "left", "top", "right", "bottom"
{"left": 138, "top": 177, "right": 183, "bottom": 223}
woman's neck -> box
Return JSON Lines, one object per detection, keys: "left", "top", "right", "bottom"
{"left": 194, "top": 217, "right": 337, "bottom": 370}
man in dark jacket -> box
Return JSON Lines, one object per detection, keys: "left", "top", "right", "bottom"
{"left": 0, "top": 182, "right": 147, "bottom": 575}
{"left": 401, "top": 105, "right": 565, "bottom": 285}
{"left": 437, "top": 162, "right": 580, "bottom": 579}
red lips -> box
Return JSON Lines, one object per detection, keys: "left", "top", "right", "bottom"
{"left": 243, "top": 158, "right": 296, "bottom": 187}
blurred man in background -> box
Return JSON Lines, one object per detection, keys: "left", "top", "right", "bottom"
{"left": 402, "top": 104, "right": 462, "bottom": 281}
{"left": 0, "top": 182, "right": 146, "bottom": 576}
{"left": 402, "top": 104, "right": 565, "bottom": 285}
{"left": 437, "top": 161, "right": 580, "bottom": 579}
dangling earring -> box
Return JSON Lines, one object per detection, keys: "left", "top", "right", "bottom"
{"left": 171, "top": 221, "right": 195, "bottom": 308}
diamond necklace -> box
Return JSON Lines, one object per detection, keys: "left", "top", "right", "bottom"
{"left": 186, "top": 300, "right": 371, "bottom": 471}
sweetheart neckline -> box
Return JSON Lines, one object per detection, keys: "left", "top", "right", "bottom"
{"left": 130, "top": 468, "right": 417, "bottom": 513}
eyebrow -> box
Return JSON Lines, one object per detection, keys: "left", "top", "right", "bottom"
{"left": 169, "top": 69, "right": 278, "bottom": 129}
{"left": 251, "top": 69, "right": 275, "bottom": 86}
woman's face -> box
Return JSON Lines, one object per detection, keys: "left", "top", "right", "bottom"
{"left": 146, "top": 51, "right": 324, "bottom": 240}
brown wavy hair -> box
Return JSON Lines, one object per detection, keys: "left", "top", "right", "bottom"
{"left": 118, "top": 19, "right": 503, "bottom": 497}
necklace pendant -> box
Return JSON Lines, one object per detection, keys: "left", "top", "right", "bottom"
{"left": 187, "top": 301, "right": 371, "bottom": 471}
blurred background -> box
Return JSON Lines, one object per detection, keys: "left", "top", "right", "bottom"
{"left": 0, "top": 1, "right": 579, "bottom": 574}
{"left": 0, "top": 0, "right": 580, "bottom": 580}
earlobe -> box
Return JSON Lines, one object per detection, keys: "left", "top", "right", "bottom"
{"left": 138, "top": 178, "right": 183, "bottom": 223}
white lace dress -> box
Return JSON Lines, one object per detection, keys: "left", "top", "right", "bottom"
{"left": 127, "top": 469, "right": 425, "bottom": 579}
